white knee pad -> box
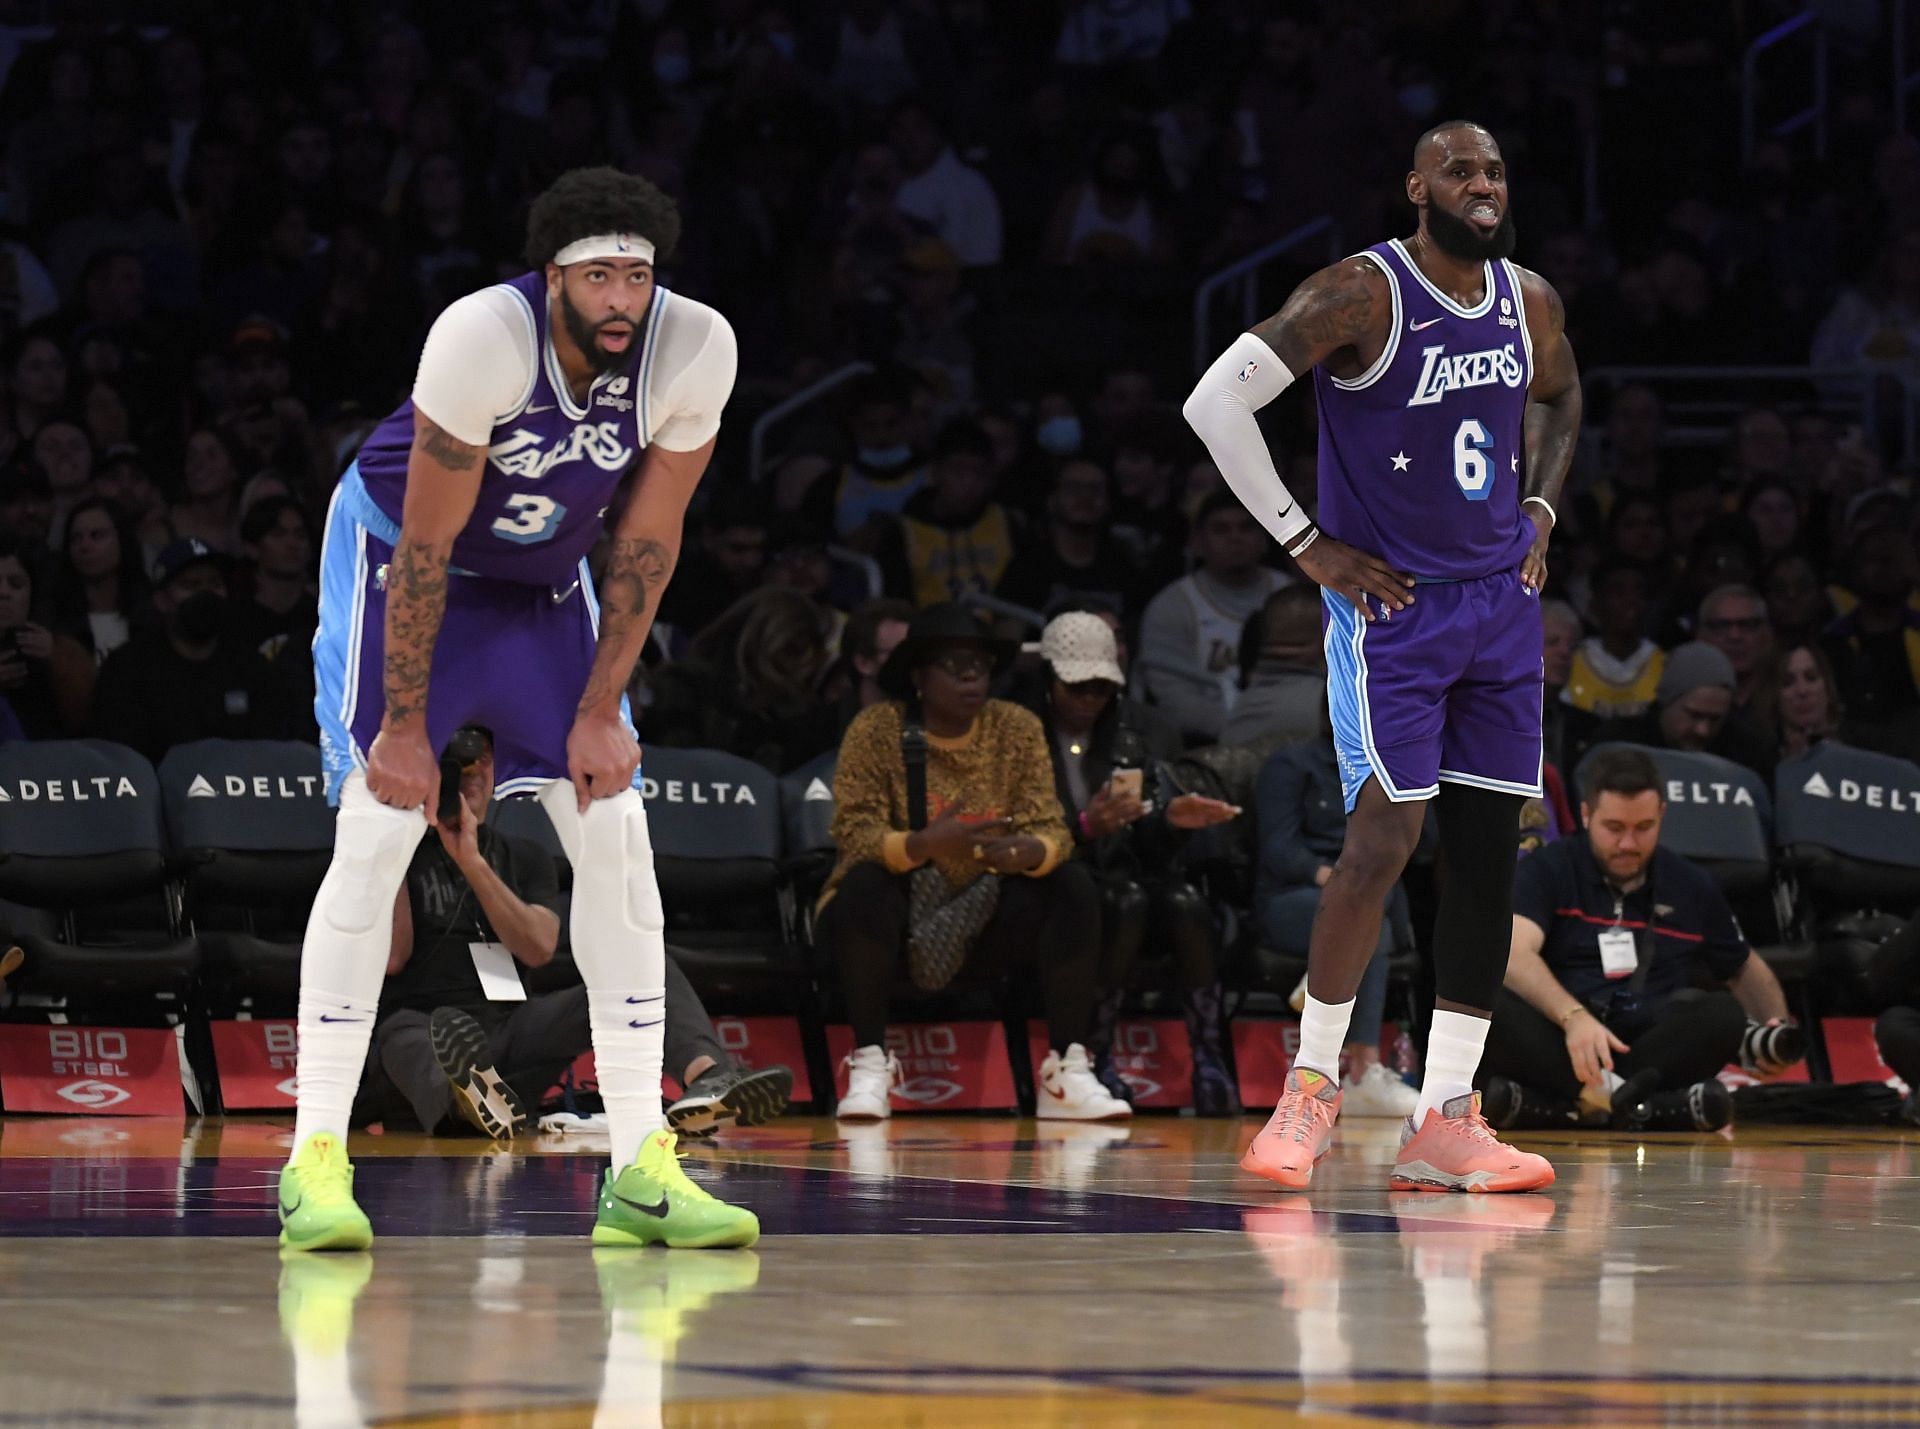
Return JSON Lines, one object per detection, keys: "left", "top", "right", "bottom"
{"left": 320, "top": 773, "right": 429, "bottom": 936}
{"left": 539, "top": 784, "right": 665, "bottom": 983}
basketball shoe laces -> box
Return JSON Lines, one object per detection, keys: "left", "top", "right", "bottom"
{"left": 1280, "top": 1086, "right": 1329, "bottom": 1148}
{"left": 1438, "top": 1101, "right": 1503, "bottom": 1149}
{"left": 637, "top": 1130, "right": 719, "bottom": 1205}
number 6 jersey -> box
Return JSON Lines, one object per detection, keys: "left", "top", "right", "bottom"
{"left": 350, "top": 269, "right": 737, "bottom": 588}
{"left": 1311, "top": 240, "right": 1534, "bottom": 583}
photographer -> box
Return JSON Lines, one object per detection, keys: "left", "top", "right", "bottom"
{"left": 1481, "top": 747, "right": 1797, "bottom": 1133}
{"left": 362, "top": 726, "right": 791, "bottom": 1139}
{"left": 1021, "top": 611, "right": 1239, "bottom": 1111}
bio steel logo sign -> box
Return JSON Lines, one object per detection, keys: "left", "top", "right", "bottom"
{"left": 825, "top": 1021, "right": 1016, "bottom": 1111}
{"left": 59, "top": 1078, "right": 132, "bottom": 1108}
{"left": 0, "top": 1025, "right": 184, "bottom": 1116}
{"left": 888, "top": 1025, "right": 965, "bottom": 1106}
{"left": 209, "top": 1020, "right": 299, "bottom": 1109}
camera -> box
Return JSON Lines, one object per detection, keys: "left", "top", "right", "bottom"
{"left": 1740, "top": 1018, "right": 1807, "bottom": 1075}
{"left": 437, "top": 725, "right": 492, "bottom": 824}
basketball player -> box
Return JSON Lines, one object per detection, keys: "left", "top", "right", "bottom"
{"left": 277, "top": 167, "right": 758, "bottom": 1250}
{"left": 1184, "top": 122, "right": 1580, "bottom": 1192}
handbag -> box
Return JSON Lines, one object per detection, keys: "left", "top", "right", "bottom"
{"left": 901, "top": 715, "right": 999, "bottom": 991}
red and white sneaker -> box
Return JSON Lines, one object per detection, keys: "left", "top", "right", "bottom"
{"left": 1240, "top": 1068, "right": 1341, "bottom": 1190}
{"left": 1390, "top": 1091, "right": 1555, "bottom": 1194}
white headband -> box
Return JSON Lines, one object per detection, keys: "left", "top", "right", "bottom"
{"left": 553, "top": 232, "right": 655, "bottom": 266}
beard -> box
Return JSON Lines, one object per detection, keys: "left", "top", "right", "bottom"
{"left": 559, "top": 287, "right": 634, "bottom": 375}
{"left": 1426, "top": 201, "right": 1518, "bottom": 262}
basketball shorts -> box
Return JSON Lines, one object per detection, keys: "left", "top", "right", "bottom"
{"left": 312, "top": 463, "right": 638, "bottom": 804}
{"left": 1322, "top": 569, "right": 1543, "bottom": 813}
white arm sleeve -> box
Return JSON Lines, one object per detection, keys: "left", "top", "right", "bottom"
{"left": 1181, "top": 331, "right": 1312, "bottom": 549}
{"left": 410, "top": 287, "right": 538, "bottom": 447}
{"left": 648, "top": 302, "right": 739, "bottom": 452}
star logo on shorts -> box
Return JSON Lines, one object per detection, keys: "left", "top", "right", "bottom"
{"left": 1390, "top": 452, "right": 1411, "bottom": 472}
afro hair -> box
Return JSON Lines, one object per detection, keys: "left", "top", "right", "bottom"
{"left": 524, "top": 166, "right": 682, "bottom": 269}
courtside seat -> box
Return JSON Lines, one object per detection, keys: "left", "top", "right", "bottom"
{"left": 640, "top": 746, "right": 807, "bottom": 997}
{"left": 778, "top": 750, "right": 839, "bottom": 922}
{"left": 643, "top": 747, "right": 828, "bottom": 1100}
{"left": 160, "top": 741, "right": 336, "bottom": 1015}
{"left": 1776, "top": 744, "right": 1920, "bottom": 916}
{"left": 0, "top": 740, "right": 198, "bottom": 1004}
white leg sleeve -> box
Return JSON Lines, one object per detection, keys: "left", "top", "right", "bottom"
{"left": 539, "top": 782, "right": 667, "bottom": 1171}
{"left": 292, "top": 773, "right": 428, "bottom": 1158}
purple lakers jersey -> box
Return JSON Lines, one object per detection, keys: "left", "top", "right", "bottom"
{"left": 1312, "top": 240, "right": 1535, "bottom": 582}
{"left": 354, "top": 270, "right": 668, "bottom": 587}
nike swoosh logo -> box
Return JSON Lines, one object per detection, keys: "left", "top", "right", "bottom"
{"left": 279, "top": 1194, "right": 301, "bottom": 1220}
{"left": 1409, "top": 317, "right": 1444, "bottom": 331}
{"left": 625, "top": 995, "right": 660, "bottom": 1005}
{"left": 629, "top": 1018, "right": 663, "bottom": 1029}
{"left": 317, "top": 1015, "right": 363, "bottom": 1023}
{"left": 1276, "top": 501, "right": 1293, "bottom": 518}
{"left": 525, "top": 403, "right": 556, "bottom": 414}
{"left": 612, "top": 1190, "right": 670, "bottom": 1218}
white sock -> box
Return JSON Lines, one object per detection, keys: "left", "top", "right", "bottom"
{"left": 290, "top": 779, "right": 424, "bottom": 1159}
{"left": 538, "top": 785, "right": 669, "bottom": 1176}
{"left": 292, "top": 989, "right": 380, "bottom": 1152}
{"left": 1414, "top": 1009, "right": 1491, "bottom": 1125}
{"left": 590, "top": 988, "right": 667, "bottom": 1171}
{"left": 1295, "top": 993, "right": 1355, "bottom": 1082}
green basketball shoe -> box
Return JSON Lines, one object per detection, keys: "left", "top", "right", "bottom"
{"left": 591, "top": 1129, "right": 760, "bottom": 1249}
{"left": 278, "top": 1132, "right": 374, "bottom": 1252}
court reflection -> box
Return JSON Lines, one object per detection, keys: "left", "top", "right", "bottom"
{"left": 276, "top": 1243, "right": 762, "bottom": 1429}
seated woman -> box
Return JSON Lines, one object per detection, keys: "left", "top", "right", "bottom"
{"left": 1020, "top": 610, "right": 1239, "bottom": 1113}
{"left": 816, "top": 602, "right": 1129, "bottom": 1122}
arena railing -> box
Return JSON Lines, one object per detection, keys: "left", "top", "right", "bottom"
{"left": 748, "top": 361, "right": 874, "bottom": 486}
{"left": 1582, "top": 364, "right": 1917, "bottom": 460}
{"left": 1191, "top": 216, "right": 1343, "bottom": 377}
{"left": 1743, "top": 8, "right": 1827, "bottom": 162}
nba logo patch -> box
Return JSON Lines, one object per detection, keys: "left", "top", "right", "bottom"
{"left": 1237, "top": 361, "right": 1259, "bottom": 382}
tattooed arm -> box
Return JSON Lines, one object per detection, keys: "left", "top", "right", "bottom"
{"left": 363, "top": 411, "right": 485, "bottom": 810}
{"left": 1514, "top": 267, "right": 1582, "bottom": 594}
{"left": 564, "top": 436, "right": 718, "bottom": 808}
{"left": 1249, "top": 255, "right": 1392, "bottom": 377}
{"left": 1184, "top": 256, "right": 1414, "bottom": 619}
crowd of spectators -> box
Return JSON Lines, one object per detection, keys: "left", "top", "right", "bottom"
{"left": 0, "top": 4, "right": 1917, "bottom": 1115}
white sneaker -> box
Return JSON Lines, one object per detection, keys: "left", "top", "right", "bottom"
{"left": 1288, "top": 972, "right": 1309, "bottom": 1014}
{"left": 836, "top": 1045, "right": 900, "bottom": 1121}
{"left": 1341, "top": 1060, "right": 1420, "bottom": 1118}
{"left": 1036, "top": 1043, "right": 1132, "bottom": 1121}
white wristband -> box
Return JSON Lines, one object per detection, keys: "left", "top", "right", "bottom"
{"left": 1523, "top": 495, "right": 1556, "bottom": 525}
{"left": 1181, "top": 333, "right": 1311, "bottom": 547}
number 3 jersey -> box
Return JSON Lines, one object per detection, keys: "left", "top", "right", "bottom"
{"left": 1311, "top": 240, "right": 1534, "bottom": 583}
{"left": 350, "top": 269, "right": 738, "bottom": 588}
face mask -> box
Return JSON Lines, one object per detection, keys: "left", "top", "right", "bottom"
{"left": 1036, "top": 415, "right": 1082, "bottom": 457}
{"left": 653, "top": 53, "right": 691, "bottom": 87}
{"left": 175, "top": 589, "right": 227, "bottom": 643}
{"left": 858, "top": 444, "right": 913, "bottom": 473}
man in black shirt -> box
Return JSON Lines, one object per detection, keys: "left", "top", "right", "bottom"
{"left": 995, "top": 458, "right": 1147, "bottom": 624}
{"left": 1482, "top": 746, "right": 1795, "bottom": 1132}
{"left": 92, "top": 537, "right": 307, "bottom": 760}
{"left": 362, "top": 726, "right": 792, "bottom": 1139}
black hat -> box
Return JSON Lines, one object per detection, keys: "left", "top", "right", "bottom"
{"left": 877, "top": 602, "right": 1017, "bottom": 699}
{"left": 151, "top": 537, "right": 231, "bottom": 588}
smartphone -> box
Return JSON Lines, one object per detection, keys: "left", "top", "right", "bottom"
{"left": 1108, "top": 768, "right": 1143, "bottom": 801}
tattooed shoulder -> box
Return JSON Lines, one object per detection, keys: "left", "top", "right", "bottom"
{"left": 414, "top": 414, "right": 483, "bottom": 472}
{"left": 1251, "top": 256, "right": 1386, "bottom": 372}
